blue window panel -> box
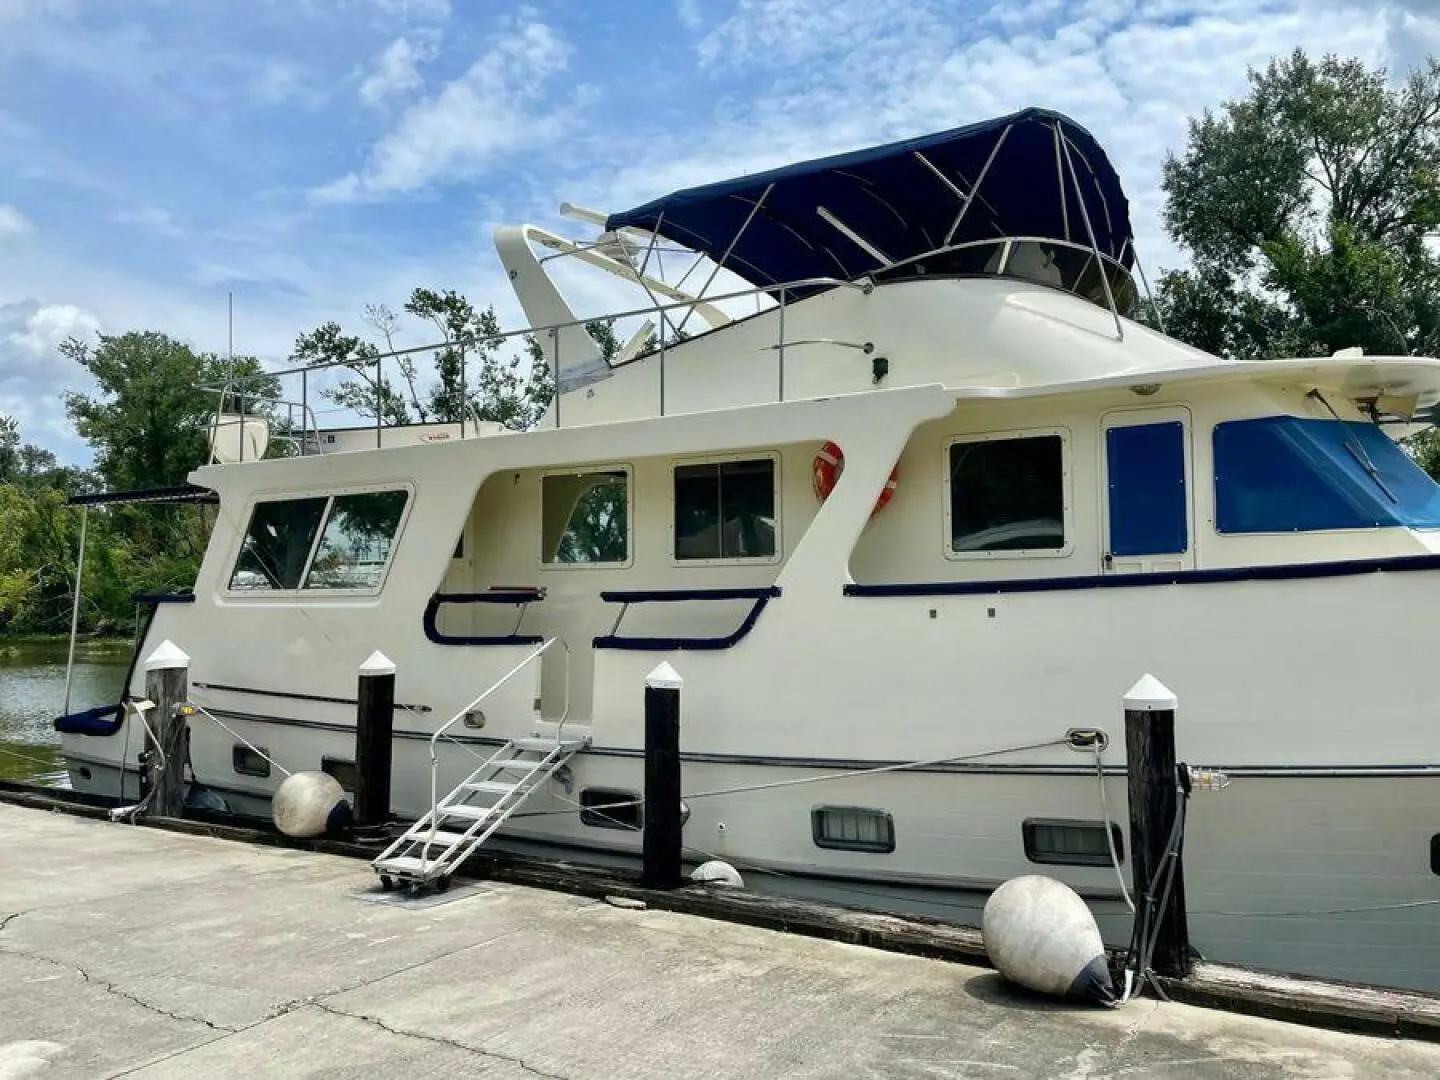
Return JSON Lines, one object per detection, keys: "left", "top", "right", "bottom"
{"left": 1214, "top": 416, "right": 1440, "bottom": 534}
{"left": 1106, "top": 421, "right": 1188, "bottom": 556}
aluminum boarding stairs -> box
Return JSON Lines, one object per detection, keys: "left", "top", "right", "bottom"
{"left": 372, "top": 734, "right": 589, "bottom": 891}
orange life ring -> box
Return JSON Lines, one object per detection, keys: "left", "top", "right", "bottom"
{"left": 812, "top": 440, "right": 898, "bottom": 517}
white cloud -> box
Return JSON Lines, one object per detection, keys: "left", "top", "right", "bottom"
{"left": 0, "top": 0, "right": 73, "bottom": 20}
{"left": 360, "top": 36, "right": 428, "bottom": 107}
{"left": 0, "top": 204, "right": 31, "bottom": 245}
{"left": 315, "top": 13, "right": 577, "bottom": 201}
{"left": 369, "top": 0, "right": 450, "bottom": 19}
{"left": 0, "top": 298, "right": 100, "bottom": 454}
{"left": 110, "top": 206, "right": 181, "bottom": 237}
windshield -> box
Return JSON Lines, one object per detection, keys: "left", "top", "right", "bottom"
{"left": 1213, "top": 416, "right": 1440, "bottom": 533}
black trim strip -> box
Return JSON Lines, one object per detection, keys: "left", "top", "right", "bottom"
{"left": 422, "top": 591, "right": 545, "bottom": 647}
{"left": 600, "top": 586, "right": 781, "bottom": 603}
{"left": 434, "top": 588, "right": 546, "bottom": 604}
{"left": 594, "top": 586, "right": 780, "bottom": 651}
{"left": 190, "top": 681, "right": 432, "bottom": 713}
{"left": 843, "top": 552, "right": 1440, "bottom": 598}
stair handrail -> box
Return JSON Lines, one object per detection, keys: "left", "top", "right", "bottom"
{"left": 426, "top": 636, "right": 570, "bottom": 855}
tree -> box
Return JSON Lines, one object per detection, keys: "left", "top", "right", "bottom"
{"left": 1154, "top": 49, "right": 1440, "bottom": 362}
{"left": 61, "top": 331, "right": 280, "bottom": 492}
{"left": 293, "top": 320, "right": 412, "bottom": 426}
{"left": 295, "top": 287, "right": 564, "bottom": 432}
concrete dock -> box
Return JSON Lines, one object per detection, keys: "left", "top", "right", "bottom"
{"left": 3, "top": 805, "right": 1440, "bottom": 1078}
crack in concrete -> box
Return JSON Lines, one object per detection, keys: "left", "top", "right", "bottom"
{"left": 0, "top": 945, "right": 236, "bottom": 1033}
{"left": 309, "top": 1000, "right": 571, "bottom": 1079}
{"left": 0, "top": 910, "right": 22, "bottom": 932}
{"left": 1114, "top": 999, "right": 1162, "bottom": 1058}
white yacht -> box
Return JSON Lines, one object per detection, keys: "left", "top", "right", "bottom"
{"left": 57, "top": 107, "right": 1440, "bottom": 994}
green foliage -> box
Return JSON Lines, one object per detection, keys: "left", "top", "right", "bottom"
{"left": 61, "top": 330, "right": 280, "bottom": 491}
{"left": 1155, "top": 49, "right": 1440, "bottom": 362}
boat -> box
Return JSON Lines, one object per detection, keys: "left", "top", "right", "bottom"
{"left": 55, "top": 106, "right": 1440, "bottom": 993}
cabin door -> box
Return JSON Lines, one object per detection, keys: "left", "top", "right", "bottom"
{"left": 1101, "top": 407, "right": 1195, "bottom": 575}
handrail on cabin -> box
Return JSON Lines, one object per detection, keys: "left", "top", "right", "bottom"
{"left": 595, "top": 585, "right": 781, "bottom": 651}
{"left": 423, "top": 587, "right": 547, "bottom": 646}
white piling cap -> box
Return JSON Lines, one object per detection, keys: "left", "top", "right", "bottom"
{"left": 645, "top": 661, "right": 683, "bottom": 690}
{"left": 359, "top": 650, "right": 396, "bottom": 676}
{"left": 1123, "top": 673, "right": 1176, "bottom": 712}
{"left": 144, "top": 639, "right": 190, "bottom": 672}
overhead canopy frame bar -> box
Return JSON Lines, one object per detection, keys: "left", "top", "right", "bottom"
{"left": 67, "top": 483, "right": 219, "bottom": 508}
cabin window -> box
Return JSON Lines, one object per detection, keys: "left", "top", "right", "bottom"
{"left": 541, "top": 468, "right": 631, "bottom": 565}
{"left": 946, "top": 432, "right": 1067, "bottom": 555}
{"left": 229, "top": 496, "right": 329, "bottom": 590}
{"left": 228, "top": 488, "right": 410, "bottom": 594}
{"left": 304, "top": 490, "right": 409, "bottom": 591}
{"left": 811, "top": 806, "right": 895, "bottom": 853}
{"left": 1214, "top": 416, "right": 1440, "bottom": 533}
{"left": 1023, "top": 818, "right": 1123, "bottom": 867}
{"left": 579, "top": 787, "right": 642, "bottom": 830}
{"left": 673, "top": 456, "right": 778, "bottom": 561}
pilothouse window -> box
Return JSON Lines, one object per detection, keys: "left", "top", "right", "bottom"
{"left": 230, "top": 496, "right": 328, "bottom": 590}
{"left": 229, "top": 489, "right": 410, "bottom": 594}
{"left": 673, "top": 457, "right": 777, "bottom": 561}
{"left": 947, "top": 433, "right": 1067, "bottom": 554}
{"left": 304, "top": 491, "right": 409, "bottom": 591}
{"left": 1214, "top": 416, "right": 1440, "bottom": 533}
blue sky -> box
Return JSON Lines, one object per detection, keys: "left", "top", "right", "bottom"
{"left": 0, "top": 0, "right": 1432, "bottom": 463}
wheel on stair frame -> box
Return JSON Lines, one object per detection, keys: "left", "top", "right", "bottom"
{"left": 436, "top": 875, "right": 452, "bottom": 893}
{"left": 379, "top": 874, "right": 395, "bottom": 892}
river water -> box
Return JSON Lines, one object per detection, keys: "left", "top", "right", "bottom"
{"left": 0, "top": 640, "right": 130, "bottom": 784}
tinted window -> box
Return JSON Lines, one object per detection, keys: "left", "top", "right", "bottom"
{"left": 542, "top": 470, "right": 629, "bottom": 564}
{"left": 304, "top": 490, "right": 409, "bottom": 590}
{"left": 811, "top": 806, "right": 895, "bottom": 853}
{"left": 579, "top": 788, "right": 642, "bottom": 831}
{"left": 1214, "top": 416, "right": 1440, "bottom": 533}
{"left": 230, "top": 496, "right": 328, "bottom": 590}
{"left": 674, "top": 458, "right": 776, "bottom": 560}
{"left": 949, "top": 435, "right": 1065, "bottom": 552}
{"left": 1023, "top": 818, "right": 1124, "bottom": 867}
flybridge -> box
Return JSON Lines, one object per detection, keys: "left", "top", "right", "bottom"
{"left": 602, "top": 106, "right": 1135, "bottom": 300}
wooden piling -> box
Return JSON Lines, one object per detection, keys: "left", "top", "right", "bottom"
{"left": 355, "top": 650, "right": 396, "bottom": 832}
{"left": 143, "top": 640, "right": 190, "bottom": 819}
{"left": 1123, "top": 673, "right": 1192, "bottom": 978}
{"left": 642, "top": 662, "right": 683, "bottom": 889}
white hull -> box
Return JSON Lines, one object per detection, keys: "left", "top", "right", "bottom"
{"left": 63, "top": 708, "right": 1440, "bottom": 994}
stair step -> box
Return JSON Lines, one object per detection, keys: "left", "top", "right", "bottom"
{"left": 441, "top": 804, "right": 497, "bottom": 822}
{"left": 371, "top": 733, "right": 588, "bottom": 884}
{"left": 375, "top": 855, "right": 440, "bottom": 876}
{"left": 402, "top": 829, "right": 471, "bottom": 847}
{"left": 513, "top": 736, "right": 576, "bottom": 752}
{"left": 464, "top": 780, "right": 518, "bottom": 795}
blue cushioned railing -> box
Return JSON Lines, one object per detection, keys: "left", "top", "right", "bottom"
{"left": 594, "top": 586, "right": 781, "bottom": 651}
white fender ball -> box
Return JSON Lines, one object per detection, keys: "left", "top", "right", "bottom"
{"left": 272, "top": 771, "right": 353, "bottom": 838}
{"left": 982, "top": 875, "right": 1115, "bottom": 1005}
{"left": 690, "top": 859, "right": 745, "bottom": 888}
